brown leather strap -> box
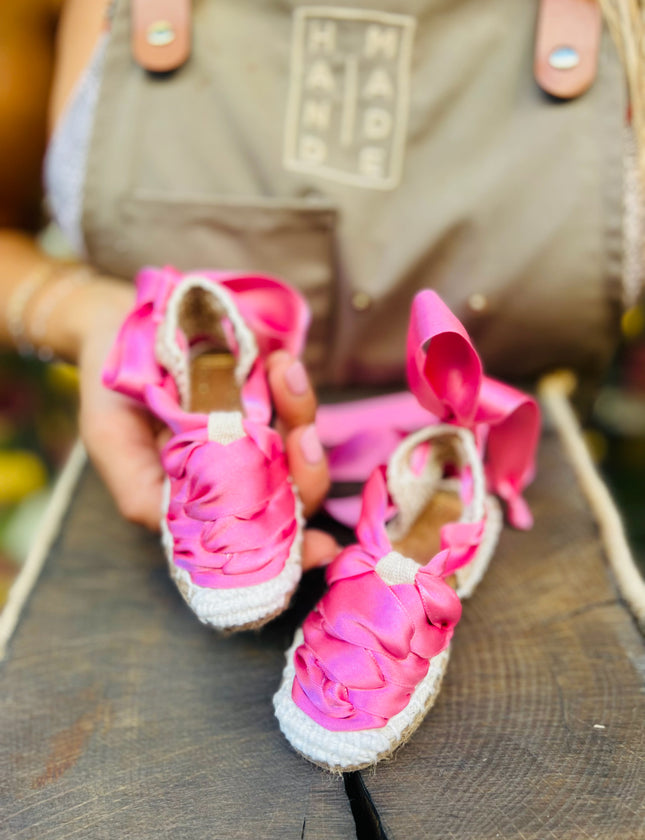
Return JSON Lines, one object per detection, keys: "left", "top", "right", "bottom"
{"left": 131, "top": 0, "right": 191, "bottom": 73}
{"left": 534, "top": 0, "right": 602, "bottom": 99}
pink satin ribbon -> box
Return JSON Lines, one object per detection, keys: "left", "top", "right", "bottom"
{"left": 163, "top": 422, "right": 297, "bottom": 588}
{"left": 318, "top": 291, "right": 540, "bottom": 530}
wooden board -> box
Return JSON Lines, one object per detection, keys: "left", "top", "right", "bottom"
{"left": 0, "top": 467, "right": 354, "bottom": 840}
{"left": 1, "top": 424, "right": 644, "bottom": 839}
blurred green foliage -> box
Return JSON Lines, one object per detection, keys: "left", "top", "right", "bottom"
{"left": 0, "top": 352, "right": 78, "bottom": 598}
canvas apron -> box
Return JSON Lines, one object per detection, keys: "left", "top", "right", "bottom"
{"left": 82, "top": 0, "right": 625, "bottom": 388}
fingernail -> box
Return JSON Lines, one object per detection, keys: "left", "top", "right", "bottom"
{"left": 300, "top": 424, "right": 324, "bottom": 465}
{"left": 285, "top": 360, "right": 309, "bottom": 396}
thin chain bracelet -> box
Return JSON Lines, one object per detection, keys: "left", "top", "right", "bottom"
{"left": 6, "top": 264, "right": 59, "bottom": 356}
{"left": 29, "top": 267, "right": 96, "bottom": 362}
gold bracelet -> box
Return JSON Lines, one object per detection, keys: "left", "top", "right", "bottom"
{"left": 6, "top": 264, "right": 58, "bottom": 356}
{"left": 29, "top": 267, "right": 95, "bottom": 362}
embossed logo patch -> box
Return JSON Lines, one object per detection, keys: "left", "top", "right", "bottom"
{"left": 284, "top": 7, "right": 416, "bottom": 190}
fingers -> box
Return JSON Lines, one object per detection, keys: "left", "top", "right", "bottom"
{"left": 267, "top": 350, "right": 317, "bottom": 431}
{"left": 267, "top": 350, "right": 330, "bottom": 518}
{"left": 76, "top": 295, "right": 166, "bottom": 531}
{"left": 301, "top": 528, "right": 341, "bottom": 572}
{"left": 80, "top": 393, "right": 164, "bottom": 531}
{"left": 286, "top": 424, "right": 330, "bottom": 518}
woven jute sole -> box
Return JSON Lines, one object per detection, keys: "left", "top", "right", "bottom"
{"left": 161, "top": 478, "right": 304, "bottom": 632}
{"left": 274, "top": 631, "right": 451, "bottom": 773}
{"left": 273, "top": 494, "right": 502, "bottom": 771}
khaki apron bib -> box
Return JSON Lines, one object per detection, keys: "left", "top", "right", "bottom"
{"left": 82, "top": 0, "right": 625, "bottom": 387}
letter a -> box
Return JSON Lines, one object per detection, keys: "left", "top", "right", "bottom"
{"left": 363, "top": 68, "right": 395, "bottom": 100}
{"left": 306, "top": 60, "right": 336, "bottom": 93}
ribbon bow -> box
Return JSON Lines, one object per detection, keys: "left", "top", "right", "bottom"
{"left": 406, "top": 291, "right": 540, "bottom": 529}
{"left": 318, "top": 293, "right": 539, "bottom": 530}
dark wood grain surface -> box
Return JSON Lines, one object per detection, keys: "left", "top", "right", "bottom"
{"left": 2, "top": 427, "right": 644, "bottom": 839}
{"left": 0, "top": 468, "right": 354, "bottom": 840}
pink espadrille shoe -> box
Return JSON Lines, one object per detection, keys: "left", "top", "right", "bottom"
{"left": 103, "top": 267, "right": 310, "bottom": 631}
{"left": 273, "top": 291, "right": 540, "bottom": 770}
{"left": 273, "top": 424, "right": 501, "bottom": 770}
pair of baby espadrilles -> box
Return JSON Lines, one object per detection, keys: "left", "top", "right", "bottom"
{"left": 103, "top": 267, "right": 539, "bottom": 772}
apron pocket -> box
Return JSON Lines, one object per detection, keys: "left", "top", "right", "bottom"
{"left": 104, "top": 192, "right": 339, "bottom": 381}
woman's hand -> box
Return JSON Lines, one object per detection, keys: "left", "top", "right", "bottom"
{"left": 76, "top": 282, "right": 338, "bottom": 569}
{"left": 76, "top": 279, "right": 167, "bottom": 531}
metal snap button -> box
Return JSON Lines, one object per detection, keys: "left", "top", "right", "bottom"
{"left": 548, "top": 46, "right": 580, "bottom": 71}
{"left": 468, "top": 293, "right": 488, "bottom": 313}
{"left": 147, "top": 20, "right": 176, "bottom": 48}
{"left": 351, "top": 291, "right": 372, "bottom": 312}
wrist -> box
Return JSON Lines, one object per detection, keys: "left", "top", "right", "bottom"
{"left": 64, "top": 276, "right": 135, "bottom": 363}
{"left": 12, "top": 262, "right": 135, "bottom": 364}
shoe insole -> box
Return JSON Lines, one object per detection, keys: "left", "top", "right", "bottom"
{"left": 391, "top": 490, "right": 463, "bottom": 568}
{"left": 189, "top": 353, "right": 243, "bottom": 413}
